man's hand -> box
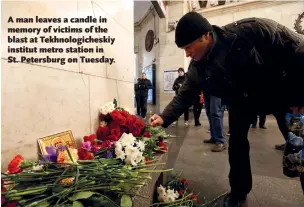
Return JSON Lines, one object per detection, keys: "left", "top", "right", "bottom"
{"left": 149, "top": 114, "right": 164, "bottom": 127}
{"left": 290, "top": 107, "right": 304, "bottom": 114}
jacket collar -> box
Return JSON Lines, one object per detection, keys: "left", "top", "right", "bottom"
{"left": 206, "top": 25, "right": 237, "bottom": 68}
{"left": 189, "top": 26, "right": 237, "bottom": 72}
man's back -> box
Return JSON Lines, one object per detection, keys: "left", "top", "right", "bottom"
{"left": 186, "top": 17, "right": 304, "bottom": 113}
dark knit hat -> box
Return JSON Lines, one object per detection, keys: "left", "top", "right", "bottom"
{"left": 175, "top": 12, "right": 213, "bottom": 48}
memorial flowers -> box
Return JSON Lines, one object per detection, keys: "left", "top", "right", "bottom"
{"left": 1, "top": 99, "right": 174, "bottom": 207}
{"left": 153, "top": 172, "right": 200, "bottom": 207}
{"left": 2, "top": 151, "right": 172, "bottom": 207}
{"left": 115, "top": 133, "right": 145, "bottom": 166}
{"left": 96, "top": 101, "right": 147, "bottom": 141}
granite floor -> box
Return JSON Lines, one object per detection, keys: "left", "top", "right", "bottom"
{"left": 162, "top": 110, "right": 304, "bottom": 207}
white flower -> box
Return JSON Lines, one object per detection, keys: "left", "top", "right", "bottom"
{"left": 115, "top": 141, "right": 122, "bottom": 151}
{"left": 119, "top": 133, "right": 136, "bottom": 147}
{"left": 157, "top": 194, "right": 167, "bottom": 203}
{"left": 99, "top": 102, "right": 115, "bottom": 115}
{"left": 137, "top": 140, "right": 145, "bottom": 151}
{"left": 32, "top": 165, "right": 43, "bottom": 171}
{"left": 115, "top": 142, "right": 126, "bottom": 160}
{"left": 166, "top": 189, "right": 179, "bottom": 199}
{"left": 124, "top": 145, "right": 139, "bottom": 156}
{"left": 100, "top": 121, "right": 107, "bottom": 127}
{"left": 125, "top": 155, "right": 137, "bottom": 166}
{"left": 157, "top": 185, "right": 166, "bottom": 195}
{"left": 115, "top": 148, "right": 126, "bottom": 160}
{"left": 165, "top": 195, "right": 176, "bottom": 203}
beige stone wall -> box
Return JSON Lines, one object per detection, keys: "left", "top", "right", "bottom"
{"left": 1, "top": 0, "right": 134, "bottom": 171}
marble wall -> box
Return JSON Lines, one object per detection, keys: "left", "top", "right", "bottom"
{"left": 1, "top": 0, "right": 134, "bottom": 171}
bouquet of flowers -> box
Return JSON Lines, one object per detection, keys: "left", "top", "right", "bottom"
{"left": 1, "top": 99, "right": 174, "bottom": 206}
{"left": 153, "top": 172, "right": 200, "bottom": 207}
{"left": 97, "top": 101, "right": 148, "bottom": 141}
{"left": 2, "top": 150, "right": 172, "bottom": 207}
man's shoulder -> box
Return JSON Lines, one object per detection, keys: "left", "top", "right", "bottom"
{"left": 186, "top": 60, "right": 201, "bottom": 80}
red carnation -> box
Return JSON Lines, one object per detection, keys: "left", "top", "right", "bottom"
{"left": 143, "top": 131, "right": 151, "bottom": 138}
{"left": 107, "top": 134, "right": 119, "bottom": 141}
{"left": 145, "top": 157, "right": 151, "bottom": 164}
{"left": 134, "top": 120, "right": 145, "bottom": 130}
{"left": 83, "top": 134, "right": 96, "bottom": 144}
{"left": 130, "top": 128, "right": 141, "bottom": 137}
{"left": 91, "top": 144, "right": 101, "bottom": 154}
{"left": 158, "top": 141, "right": 168, "bottom": 151}
{"left": 101, "top": 140, "right": 113, "bottom": 149}
{"left": 96, "top": 126, "right": 110, "bottom": 140}
{"left": 78, "top": 148, "right": 94, "bottom": 160}
{"left": 126, "top": 115, "right": 137, "bottom": 129}
{"left": 120, "top": 110, "right": 129, "bottom": 118}
{"left": 8, "top": 155, "right": 24, "bottom": 174}
{"left": 108, "top": 120, "right": 120, "bottom": 130}
{"left": 110, "top": 110, "right": 126, "bottom": 125}
{"left": 110, "top": 128, "right": 121, "bottom": 138}
{"left": 180, "top": 178, "right": 188, "bottom": 187}
{"left": 178, "top": 189, "right": 185, "bottom": 195}
{"left": 190, "top": 194, "right": 199, "bottom": 203}
{"left": 120, "top": 127, "right": 129, "bottom": 136}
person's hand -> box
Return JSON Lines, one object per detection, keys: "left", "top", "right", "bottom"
{"left": 290, "top": 107, "right": 304, "bottom": 114}
{"left": 149, "top": 114, "right": 164, "bottom": 127}
{"left": 179, "top": 84, "right": 182, "bottom": 87}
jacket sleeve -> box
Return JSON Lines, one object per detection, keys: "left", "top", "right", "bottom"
{"left": 160, "top": 72, "right": 200, "bottom": 127}
{"left": 147, "top": 80, "right": 153, "bottom": 89}
{"left": 172, "top": 79, "right": 178, "bottom": 91}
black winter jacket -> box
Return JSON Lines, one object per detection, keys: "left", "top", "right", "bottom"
{"left": 138, "top": 78, "right": 152, "bottom": 97}
{"left": 172, "top": 75, "right": 186, "bottom": 95}
{"left": 160, "top": 17, "right": 304, "bottom": 127}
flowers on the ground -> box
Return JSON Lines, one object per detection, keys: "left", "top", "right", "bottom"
{"left": 155, "top": 172, "right": 200, "bottom": 206}
{"left": 157, "top": 185, "right": 179, "bottom": 203}
{"left": 115, "top": 133, "right": 145, "bottom": 166}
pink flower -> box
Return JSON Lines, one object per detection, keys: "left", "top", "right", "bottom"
{"left": 81, "top": 141, "right": 92, "bottom": 151}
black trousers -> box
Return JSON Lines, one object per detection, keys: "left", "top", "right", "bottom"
{"left": 139, "top": 96, "right": 148, "bottom": 118}
{"left": 228, "top": 106, "right": 253, "bottom": 199}
{"left": 252, "top": 114, "right": 266, "bottom": 127}
{"left": 229, "top": 105, "right": 288, "bottom": 199}
{"left": 193, "top": 96, "right": 203, "bottom": 122}
{"left": 135, "top": 96, "right": 141, "bottom": 115}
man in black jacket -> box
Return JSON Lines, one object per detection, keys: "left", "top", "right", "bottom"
{"left": 149, "top": 12, "right": 304, "bottom": 207}
{"left": 172, "top": 68, "right": 189, "bottom": 126}
{"left": 138, "top": 73, "right": 152, "bottom": 119}
{"left": 134, "top": 78, "right": 141, "bottom": 115}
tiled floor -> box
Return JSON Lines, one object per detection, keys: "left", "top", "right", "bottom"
{"left": 164, "top": 111, "right": 304, "bottom": 207}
